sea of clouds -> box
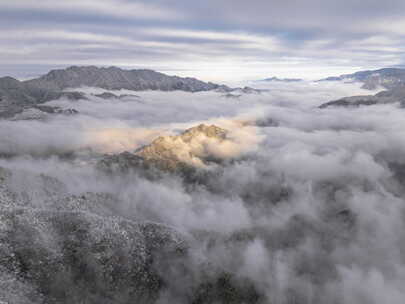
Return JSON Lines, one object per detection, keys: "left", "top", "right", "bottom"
{"left": 1, "top": 80, "right": 405, "bottom": 303}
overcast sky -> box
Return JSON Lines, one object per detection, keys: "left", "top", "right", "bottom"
{"left": 1, "top": 0, "right": 405, "bottom": 82}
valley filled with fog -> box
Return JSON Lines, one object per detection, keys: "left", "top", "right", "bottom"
{"left": 2, "top": 78, "right": 405, "bottom": 303}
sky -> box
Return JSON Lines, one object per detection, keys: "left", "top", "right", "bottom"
{"left": 1, "top": 0, "right": 405, "bottom": 83}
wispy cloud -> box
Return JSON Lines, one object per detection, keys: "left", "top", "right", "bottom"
{"left": 1, "top": 0, "right": 405, "bottom": 81}
{"left": 2, "top": 0, "right": 182, "bottom": 20}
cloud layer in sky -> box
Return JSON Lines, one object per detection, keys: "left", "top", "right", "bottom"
{"left": 1, "top": 0, "right": 405, "bottom": 82}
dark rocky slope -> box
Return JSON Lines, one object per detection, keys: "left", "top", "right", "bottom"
{"left": 0, "top": 167, "right": 261, "bottom": 304}
{"left": 0, "top": 76, "right": 83, "bottom": 118}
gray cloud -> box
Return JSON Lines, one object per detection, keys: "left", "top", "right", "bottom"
{"left": 1, "top": 0, "right": 405, "bottom": 81}
{"left": 2, "top": 81, "right": 405, "bottom": 302}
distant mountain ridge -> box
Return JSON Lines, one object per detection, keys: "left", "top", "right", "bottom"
{"left": 0, "top": 66, "right": 233, "bottom": 118}
{"left": 261, "top": 76, "right": 302, "bottom": 82}
{"left": 25, "top": 66, "right": 230, "bottom": 92}
{"left": 318, "top": 68, "right": 405, "bottom": 108}
{"left": 319, "top": 87, "right": 405, "bottom": 108}
{"left": 318, "top": 68, "right": 405, "bottom": 90}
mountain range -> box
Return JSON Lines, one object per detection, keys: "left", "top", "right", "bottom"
{"left": 4, "top": 65, "right": 405, "bottom": 112}
{"left": 318, "top": 68, "right": 405, "bottom": 108}
{"left": 318, "top": 68, "right": 405, "bottom": 90}
{"left": 0, "top": 66, "right": 231, "bottom": 118}
{"left": 24, "top": 66, "right": 230, "bottom": 92}
{"left": 261, "top": 76, "right": 302, "bottom": 82}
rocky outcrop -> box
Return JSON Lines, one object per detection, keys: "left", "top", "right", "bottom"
{"left": 99, "top": 124, "right": 229, "bottom": 173}
{"left": 135, "top": 124, "right": 228, "bottom": 171}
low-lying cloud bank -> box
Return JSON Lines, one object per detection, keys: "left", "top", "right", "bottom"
{"left": 1, "top": 81, "right": 405, "bottom": 303}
